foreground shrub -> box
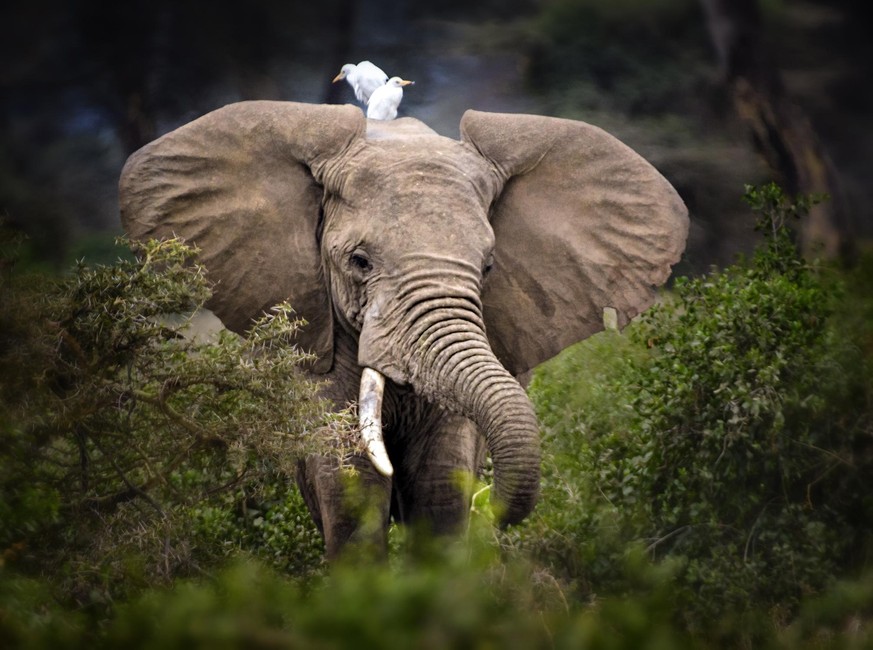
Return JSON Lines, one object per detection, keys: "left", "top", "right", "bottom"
{"left": 2, "top": 535, "right": 704, "bottom": 650}
{"left": 0, "top": 233, "right": 338, "bottom": 605}
{"left": 5, "top": 539, "right": 873, "bottom": 650}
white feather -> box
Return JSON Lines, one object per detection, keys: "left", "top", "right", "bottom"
{"left": 333, "top": 60, "right": 388, "bottom": 105}
{"left": 366, "top": 77, "right": 414, "bottom": 121}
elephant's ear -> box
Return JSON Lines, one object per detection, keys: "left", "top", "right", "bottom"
{"left": 460, "top": 110, "right": 689, "bottom": 376}
{"left": 119, "top": 101, "right": 365, "bottom": 373}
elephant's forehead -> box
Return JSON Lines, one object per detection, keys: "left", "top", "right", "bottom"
{"left": 324, "top": 138, "right": 497, "bottom": 258}
{"left": 343, "top": 138, "right": 497, "bottom": 210}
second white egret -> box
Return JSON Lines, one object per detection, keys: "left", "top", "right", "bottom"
{"left": 332, "top": 60, "right": 388, "bottom": 105}
{"left": 366, "top": 77, "right": 415, "bottom": 121}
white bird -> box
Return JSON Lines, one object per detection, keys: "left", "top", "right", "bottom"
{"left": 332, "top": 60, "right": 388, "bottom": 105}
{"left": 366, "top": 77, "right": 415, "bottom": 121}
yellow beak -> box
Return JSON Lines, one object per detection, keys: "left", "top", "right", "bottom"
{"left": 399, "top": 79, "right": 415, "bottom": 86}
{"left": 332, "top": 72, "right": 345, "bottom": 83}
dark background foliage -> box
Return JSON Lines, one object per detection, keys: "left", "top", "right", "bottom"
{"left": 1, "top": 0, "right": 872, "bottom": 269}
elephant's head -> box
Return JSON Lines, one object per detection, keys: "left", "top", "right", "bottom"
{"left": 119, "top": 101, "right": 688, "bottom": 526}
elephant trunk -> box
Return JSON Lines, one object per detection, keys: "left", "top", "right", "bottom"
{"left": 425, "top": 336, "right": 541, "bottom": 525}
{"left": 360, "top": 278, "right": 541, "bottom": 526}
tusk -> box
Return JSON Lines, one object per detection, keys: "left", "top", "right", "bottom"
{"left": 359, "top": 367, "right": 394, "bottom": 477}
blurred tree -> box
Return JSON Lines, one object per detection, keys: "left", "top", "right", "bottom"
{"left": 699, "top": 0, "right": 852, "bottom": 258}
{"left": 0, "top": 0, "right": 347, "bottom": 257}
{"left": 323, "top": 0, "right": 357, "bottom": 105}
{"left": 1, "top": 0, "right": 357, "bottom": 154}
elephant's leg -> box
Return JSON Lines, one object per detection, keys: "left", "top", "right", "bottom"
{"left": 297, "top": 453, "right": 392, "bottom": 560}
{"left": 392, "top": 414, "right": 486, "bottom": 538}
{"left": 293, "top": 332, "right": 395, "bottom": 559}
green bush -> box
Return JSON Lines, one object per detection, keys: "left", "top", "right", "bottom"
{"left": 1, "top": 539, "right": 706, "bottom": 650}
{"left": 6, "top": 538, "right": 872, "bottom": 649}
{"left": 0, "top": 232, "right": 339, "bottom": 605}
{"left": 519, "top": 330, "right": 644, "bottom": 595}
{"left": 626, "top": 185, "right": 871, "bottom": 619}
{"left": 520, "top": 184, "right": 873, "bottom": 633}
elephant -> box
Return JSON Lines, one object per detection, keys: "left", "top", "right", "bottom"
{"left": 118, "top": 101, "right": 689, "bottom": 558}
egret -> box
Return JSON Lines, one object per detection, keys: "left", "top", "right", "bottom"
{"left": 366, "top": 77, "right": 415, "bottom": 121}
{"left": 332, "top": 60, "right": 388, "bottom": 106}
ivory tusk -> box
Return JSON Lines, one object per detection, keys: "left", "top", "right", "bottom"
{"left": 358, "top": 367, "right": 394, "bottom": 477}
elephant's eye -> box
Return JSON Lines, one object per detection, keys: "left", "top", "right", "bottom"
{"left": 483, "top": 253, "right": 495, "bottom": 276}
{"left": 349, "top": 251, "right": 372, "bottom": 274}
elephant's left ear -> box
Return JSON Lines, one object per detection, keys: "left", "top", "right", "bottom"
{"left": 460, "top": 110, "right": 689, "bottom": 376}
{"left": 120, "top": 101, "right": 365, "bottom": 374}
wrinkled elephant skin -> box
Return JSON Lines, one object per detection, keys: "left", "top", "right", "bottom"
{"left": 119, "top": 101, "right": 689, "bottom": 558}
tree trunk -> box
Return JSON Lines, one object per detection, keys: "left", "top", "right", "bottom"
{"left": 699, "top": 0, "right": 851, "bottom": 259}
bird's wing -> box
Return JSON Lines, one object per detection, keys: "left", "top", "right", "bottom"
{"left": 358, "top": 60, "right": 388, "bottom": 79}
{"left": 356, "top": 61, "right": 389, "bottom": 104}
{"left": 367, "top": 85, "right": 402, "bottom": 120}
{"left": 366, "top": 93, "right": 387, "bottom": 120}
{"left": 367, "top": 87, "right": 390, "bottom": 119}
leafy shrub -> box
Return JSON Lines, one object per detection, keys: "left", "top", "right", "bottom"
{"left": 520, "top": 184, "right": 873, "bottom": 633}
{"left": 1, "top": 538, "right": 707, "bottom": 650}
{"left": 6, "top": 536, "right": 872, "bottom": 649}
{"left": 0, "top": 232, "right": 343, "bottom": 605}
{"left": 519, "top": 330, "right": 644, "bottom": 595}
{"left": 625, "top": 185, "right": 871, "bottom": 618}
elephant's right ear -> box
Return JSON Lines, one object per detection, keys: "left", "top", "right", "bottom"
{"left": 461, "top": 110, "right": 688, "bottom": 377}
{"left": 119, "top": 101, "right": 364, "bottom": 373}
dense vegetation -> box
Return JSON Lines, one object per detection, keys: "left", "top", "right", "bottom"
{"left": 520, "top": 184, "right": 873, "bottom": 641}
{"left": 2, "top": 185, "right": 872, "bottom": 648}
{"left": 0, "top": 236, "right": 348, "bottom": 608}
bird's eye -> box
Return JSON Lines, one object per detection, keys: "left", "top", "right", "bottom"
{"left": 350, "top": 251, "right": 372, "bottom": 273}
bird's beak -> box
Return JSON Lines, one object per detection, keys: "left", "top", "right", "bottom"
{"left": 332, "top": 72, "right": 345, "bottom": 83}
{"left": 400, "top": 79, "right": 415, "bottom": 86}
